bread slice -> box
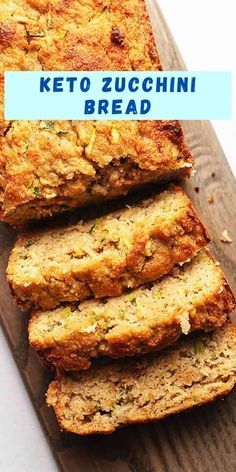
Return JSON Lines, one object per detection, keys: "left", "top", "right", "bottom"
{"left": 7, "top": 186, "right": 209, "bottom": 310}
{"left": 0, "top": 0, "right": 193, "bottom": 225}
{"left": 47, "top": 324, "right": 236, "bottom": 435}
{"left": 29, "top": 251, "right": 235, "bottom": 370}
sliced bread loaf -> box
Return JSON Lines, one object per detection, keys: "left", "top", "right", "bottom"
{"left": 29, "top": 251, "right": 235, "bottom": 370}
{"left": 47, "top": 324, "right": 236, "bottom": 435}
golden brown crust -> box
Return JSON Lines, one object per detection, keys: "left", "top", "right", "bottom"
{"left": 1, "top": 0, "right": 162, "bottom": 74}
{"left": 46, "top": 325, "right": 236, "bottom": 435}
{"left": 7, "top": 186, "right": 209, "bottom": 310}
{"left": 29, "top": 252, "right": 236, "bottom": 371}
{"left": 1, "top": 122, "right": 192, "bottom": 226}
{"left": 0, "top": 0, "right": 193, "bottom": 225}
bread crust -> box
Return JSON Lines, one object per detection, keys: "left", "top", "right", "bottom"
{"left": 29, "top": 252, "right": 236, "bottom": 370}
{"left": 46, "top": 325, "right": 236, "bottom": 435}
{"left": 0, "top": 0, "right": 193, "bottom": 225}
{"left": 7, "top": 186, "right": 210, "bottom": 310}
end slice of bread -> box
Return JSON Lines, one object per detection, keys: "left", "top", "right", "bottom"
{"left": 29, "top": 251, "right": 235, "bottom": 370}
{"left": 47, "top": 324, "right": 236, "bottom": 435}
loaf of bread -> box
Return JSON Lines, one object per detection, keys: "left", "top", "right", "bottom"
{"left": 47, "top": 324, "right": 236, "bottom": 435}
{"left": 29, "top": 251, "right": 235, "bottom": 370}
{"left": 0, "top": 0, "right": 192, "bottom": 225}
{"left": 7, "top": 186, "right": 210, "bottom": 310}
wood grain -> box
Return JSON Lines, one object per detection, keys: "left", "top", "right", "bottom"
{"left": 0, "top": 1, "right": 236, "bottom": 471}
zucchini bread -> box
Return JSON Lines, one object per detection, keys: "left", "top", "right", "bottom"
{"left": 47, "top": 324, "right": 236, "bottom": 435}
{"left": 0, "top": 0, "right": 192, "bottom": 225}
{"left": 29, "top": 251, "right": 235, "bottom": 370}
{"left": 7, "top": 186, "right": 210, "bottom": 310}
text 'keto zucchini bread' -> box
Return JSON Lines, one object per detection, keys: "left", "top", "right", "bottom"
{"left": 29, "top": 251, "right": 235, "bottom": 371}
{"left": 7, "top": 186, "right": 210, "bottom": 310}
{"left": 47, "top": 324, "right": 236, "bottom": 435}
{"left": 0, "top": 0, "right": 192, "bottom": 225}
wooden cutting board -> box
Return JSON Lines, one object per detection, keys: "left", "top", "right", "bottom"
{"left": 0, "top": 1, "right": 236, "bottom": 471}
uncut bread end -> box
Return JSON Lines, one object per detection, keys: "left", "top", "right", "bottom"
{"left": 46, "top": 325, "right": 236, "bottom": 435}
{"left": 1, "top": 120, "right": 192, "bottom": 226}
{"left": 29, "top": 251, "right": 235, "bottom": 371}
{"left": 7, "top": 185, "right": 209, "bottom": 310}
{"left": 0, "top": 0, "right": 192, "bottom": 225}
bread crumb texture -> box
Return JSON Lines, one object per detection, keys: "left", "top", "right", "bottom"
{"left": 0, "top": 0, "right": 192, "bottom": 225}
{"left": 208, "top": 194, "right": 215, "bottom": 204}
{"left": 46, "top": 325, "right": 236, "bottom": 434}
{"left": 220, "top": 230, "right": 232, "bottom": 244}
{"left": 29, "top": 251, "right": 235, "bottom": 370}
{"left": 7, "top": 186, "right": 210, "bottom": 309}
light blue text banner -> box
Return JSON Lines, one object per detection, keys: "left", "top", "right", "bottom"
{"left": 4, "top": 71, "right": 232, "bottom": 120}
